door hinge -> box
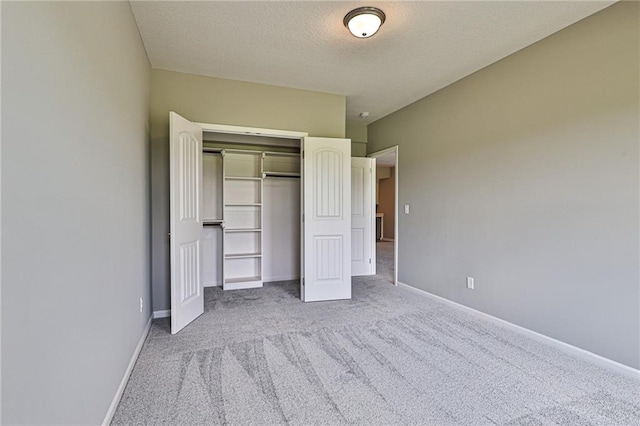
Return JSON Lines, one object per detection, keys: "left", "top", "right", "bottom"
{"left": 369, "top": 258, "right": 371, "bottom": 264}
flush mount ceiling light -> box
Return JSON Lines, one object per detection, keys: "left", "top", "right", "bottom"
{"left": 343, "top": 7, "right": 386, "bottom": 38}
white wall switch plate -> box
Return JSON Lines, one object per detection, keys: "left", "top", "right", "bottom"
{"left": 139, "top": 297, "right": 144, "bottom": 312}
{"left": 404, "top": 204, "right": 410, "bottom": 214}
{"left": 467, "top": 277, "right": 475, "bottom": 290}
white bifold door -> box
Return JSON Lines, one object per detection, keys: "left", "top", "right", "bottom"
{"left": 302, "top": 137, "right": 352, "bottom": 302}
{"left": 351, "top": 157, "right": 376, "bottom": 276}
{"left": 169, "top": 112, "right": 204, "bottom": 334}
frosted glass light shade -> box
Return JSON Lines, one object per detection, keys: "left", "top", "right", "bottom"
{"left": 344, "top": 7, "right": 386, "bottom": 39}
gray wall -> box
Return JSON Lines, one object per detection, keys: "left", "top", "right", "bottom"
{"left": 2, "top": 2, "right": 151, "bottom": 423}
{"left": 368, "top": 2, "right": 639, "bottom": 368}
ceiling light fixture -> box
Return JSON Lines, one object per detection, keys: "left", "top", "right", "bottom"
{"left": 343, "top": 7, "right": 386, "bottom": 39}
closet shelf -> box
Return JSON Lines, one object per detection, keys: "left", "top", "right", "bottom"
{"left": 225, "top": 253, "right": 262, "bottom": 259}
{"left": 225, "top": 276, "right": 262, "bottom": 284}
{"left": 224, "top": 203, "right": 261, "bottom": 207}
{"left": 225, "top": 228, "right": 262, "bottom": 233}
{"left": 225, "top": 176, "right": 261, "bottom": 181}
{"left": 263, "top": 172, "right": 300, "bottom": 178}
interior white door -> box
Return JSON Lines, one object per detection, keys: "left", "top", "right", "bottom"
{"left": 302, "top": 137, "right": 351, "bottom": 302}
{"left": 169, "top": 112, "right": 204, "bottom": 334}
{"left": 351, "top": 157, "right": 376, "bottom": 276}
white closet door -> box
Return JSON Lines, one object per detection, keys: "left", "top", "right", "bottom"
{"left": 169, "top": 112, "right": 204, "bottom": 334}
{"left": 302, "top": 137, "right": 351, "bottom": 302}
{"left": 351, "top": 157, "right": 376, "bottom": 276}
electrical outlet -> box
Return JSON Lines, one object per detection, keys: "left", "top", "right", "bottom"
{"left": 466, "top": 277, "right": 475, "bottom": 290}
{"left": 139, "top": 297, "right": 144, "bottom": 313}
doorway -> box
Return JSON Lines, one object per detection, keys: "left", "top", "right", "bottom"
{"left": 368, "top": 146, "right": 398, "bottom": 286}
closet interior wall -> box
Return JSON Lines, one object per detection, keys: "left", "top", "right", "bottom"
{"left": 201, "top": 134, "right": 301, "bottom": 290}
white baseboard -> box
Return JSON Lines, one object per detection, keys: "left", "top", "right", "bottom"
{"left": 204, "top": 281, "right": 221, "bottom": 288}
{"left": 153, "top": 309, "right": 170, "bottom": 319}
{"left": 381, "top": 238, "right": 394, "bottom": 242}
{"left": 102, "top": 316, "right": 152, "bottom": 425}
{"left": 397, "top": 281, "right": 640, "bottom": 380}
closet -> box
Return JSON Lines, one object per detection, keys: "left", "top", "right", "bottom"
{"left": 201, "top": 147, "right": 301, "bottom": 291}
{"left": 169, "top": 112, "right": 374, "bottom": 334}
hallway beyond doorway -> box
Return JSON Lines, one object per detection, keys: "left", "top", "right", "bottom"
{"left": 376, "top": 241, "right": 394, "bottom": 284}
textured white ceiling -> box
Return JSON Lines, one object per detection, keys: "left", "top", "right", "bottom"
{"left": 130, "top": 1, "right": 614, "bottom": 124}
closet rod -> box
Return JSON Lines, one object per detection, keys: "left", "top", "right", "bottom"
{"left": 263, "top": 172, "right": 301, "bottom": 179}
{"left": 222, "top": 148, "right": 264, "bottom": 155}
{"left": 202, "top": 147, "right": 223, "bottom": 153}
{"left": 263, "top": 151, "right": 300, "bottom": 157}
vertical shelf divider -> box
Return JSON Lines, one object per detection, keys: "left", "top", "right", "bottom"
{"left": 221, "top": 150, "right": 264, "bottom": 290}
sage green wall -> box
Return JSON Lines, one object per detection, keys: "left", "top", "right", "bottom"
{"left": 347, "top": 122, "right": 368, "bottom": 157}
{"left": 368, "top": 2, "right": 639, "bottom": 368}
{"left": 2, "top": 2, "right": 151, "bottom": 423}
{"left": 151, "top": 70, "right": 346, "bottom": 311}
{"left": 151, "top": 69, "right": 345, "bottom": 139}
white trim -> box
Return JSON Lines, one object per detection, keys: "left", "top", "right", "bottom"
{"left": 153, "top": 309, "right": 171, "bottom": 319}
{"left": 381, "top": 238, "right": 394, "bottom": 242}
{"left": 368, "top": 145, "right": 397, "bottom": 158}
{"left": 204, "top": 281, "right": 222, "bottom": 288}
{"left": 397, "top": 282, "right": 640, "bottom": 380}
{"left": 369, "top": 146, "right": 399, "bottom": 286}
{"left": 0, "top": 2, "right": 3, "bottom": 416}
{"left": 370, "top": 160, "right": 377, "bottom": 275}
{"left": 196, "top": 122, "right": 308, "bottom": 140}
{"left": 102, "top": 316, "right": 153, "bottom": 426}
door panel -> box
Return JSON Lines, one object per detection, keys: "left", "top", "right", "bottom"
{"left": 351, "top": 157, "right": 376, "bottom": 276}
{"left": 302, "top": 137, "right": 351, "bottom": 302}
{"left": 170, "top": 112, "right": 204, "bottom": 333}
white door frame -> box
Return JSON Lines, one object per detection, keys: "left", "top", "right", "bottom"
{"left": 368, "top": 146, "right": 399, "bottom": 286}
{"left": 197, "top": 121, "right": 309, "bottom": 297}
{"left": 196, "top": 122, "right": 308, "bottom": 140}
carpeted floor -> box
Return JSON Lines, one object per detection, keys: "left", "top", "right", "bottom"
{"left": 113, "top": 276, "right": 639, "bottom": 425}
{"left": 376, "top": 241, "right": 394, "bottom": 284}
